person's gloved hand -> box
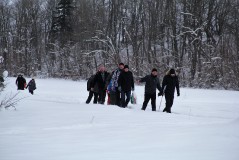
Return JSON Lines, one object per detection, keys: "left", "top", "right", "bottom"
{"left": 136, "top": 80, "right": 140, "bottom": 84}
{"left": 158, "top": 92, "right": 163, "bottom": 96}
{"left": 177, "top": 93, "right": 180, "bottom": 97}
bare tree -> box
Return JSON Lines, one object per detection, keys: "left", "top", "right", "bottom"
{"left": 0, "top": 0, "right": 238, "bottom": 89}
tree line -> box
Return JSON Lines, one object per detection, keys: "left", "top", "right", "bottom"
{"left": 0, "top": 0, "right": 238, "bottom": 90}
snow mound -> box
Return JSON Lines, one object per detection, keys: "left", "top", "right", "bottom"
{"left": 3, "top": 70, "right": 8, "bottom": 78}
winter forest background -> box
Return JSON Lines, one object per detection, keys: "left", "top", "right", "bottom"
{"left": 0, "top": 0, "right": 239, "bottom": 90}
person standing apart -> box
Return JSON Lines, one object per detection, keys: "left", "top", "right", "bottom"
{"left": 111, "top": 63, "right": 124, "bottom": 106}
{"left": 16, "top": 74, "right": 26, "bottom": 90}
{"left": 139, "top": 68, "right": 162, "bottom": 111}
{"left": 26, "top": 78, "right": 36, "bottom": 95}
{"left": 159, "top": 69, "right": 180, "bottom": 113}
{"left": 92, "top": 66, "right": 109, "bottom": 104}
{"left": 118, "top": 65, "right": 134, "bottom": 108}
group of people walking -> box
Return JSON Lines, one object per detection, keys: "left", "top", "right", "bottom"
{"left": 86, "top": 63, "right": 134, "bottom": 108}
{"left": 139, "top": 68, "right": 180, "bottom": 113}
{"left": 15, "top": 64, "right": 133, "bottom": 105}
{"left": 16, "top": 74, "right": 36, "bottom": 95}
{"left": 86, "top": 63, "right": 180, "bottom": 113}
{"left": 14, "top": 64, "right": 180, "bottom": 113}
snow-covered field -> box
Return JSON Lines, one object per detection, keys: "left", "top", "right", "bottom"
{"left": 0, "top": 77, "right": 239, "bottom": 160}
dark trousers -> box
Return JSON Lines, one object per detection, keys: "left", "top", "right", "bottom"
{"left": 109, "top": 91, "right": 117, "bottom": 105}
{"left": 120, "top": 91, "right": 131, "bottom": 108}
{"left": 98, "top": 90, "right": 106, "bottom": 104}
{"left": 86, "top": 91, "right": 98, "bottom": 104}
{"left": 141, "top": 93, "right": 156, "bottom": 111}
{"left": 29, "top": 90, "right": 34, "bottom": 95}
{"left": 163, "top": 94, "right": 174, "bottom": 113}
{"left": 115, "top": 87, "right": 121, "bottom": 106}
{"left": 18, "top": 85, "right": 25, "bottom": 90}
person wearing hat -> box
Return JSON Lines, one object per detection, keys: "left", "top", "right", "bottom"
{"left": 159, "top": 68, "right": 180, "bottom": 113}
{"left": 118, "top": 65, "right": 134, "bottom": 108}
{"left": 26, "top": 78, "right": 36, "bottom": 95}
{"left": 139, "top": 68, "right": 162, "bottom": 111}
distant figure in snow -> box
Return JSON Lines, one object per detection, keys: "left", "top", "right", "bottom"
{"left": 139, "top": 68, "right": 162, "bottom": 111}
{"left": 1, "top": 71, "right": 7, "bottom": 87}
{"left": 0, "top": 75, "right": 4, "bottom": 88}
{"left": 26, "top": 78, "right": 36, "bottom": 95}
{"left": 86, "top": 74, "right": 99, "bottom": 104}
{"left": 159, "top": 68, "right": 180, "bottom": 113}
{"left": 16, "top": 74, "right": 26, "bottom": 90}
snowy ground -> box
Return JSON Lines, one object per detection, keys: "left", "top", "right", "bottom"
{"left": 0, "top": 77, "right": 239, "bottom": 160}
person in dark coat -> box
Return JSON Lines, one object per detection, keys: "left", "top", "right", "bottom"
{"left": 0, "top": 75, "right": 4, "bottom": 88}
{"left": 26, "top": 78, "right": 36, "bottom": 95}
{"left": 110, "top": 63, "right": 124, "bottom": 106}
{"left": 118, "top": 65, "right": 134, "bottom": 108}
{"left": 92, "top": 66, "right": 110, "bottom": 104}
{"left": 159, "top": 68, "right": 180, "bottom": 113}
{"left": 16, "top": 74, "right": 26, "bottom": 90}
{"left": 86, "top": 74, "right": 99, "bottom": 104}
{"left": 139, "top": 68, "right": 162, "bottom": 111}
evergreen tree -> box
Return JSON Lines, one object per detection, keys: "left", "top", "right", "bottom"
{"left": 51, "top": 0, "right": 74, "bottom": 45}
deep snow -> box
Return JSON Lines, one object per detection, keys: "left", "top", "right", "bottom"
{"left": 0, "top": 77, "right": 239, "bottom": 160}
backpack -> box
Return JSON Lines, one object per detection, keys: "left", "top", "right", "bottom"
{"left": 87, "top": 75, "right": 95, "bottom": 91}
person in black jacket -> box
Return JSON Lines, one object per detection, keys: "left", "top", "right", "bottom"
{"left": 139, "top": 68, "right": 162, "bottom": 111}
{"left": 0, "top": 75, "right": 4, "bottom": 88}
{"left": 92, "top": 66, "right": 110, "bottom": 104}
{"left": 16, "top": 74, "right": 26, "bottom": 90}
{"left": 26, "top": 78, "right": 36, "bottom": 95}
{"left": 118, "top": 65, "right": 134, "bottom": 108}
{"left": 86, "top": 74, "right": 99, "bottom": 104}
{"left": 159, "top": 68, "right": 180, "bottom": 113}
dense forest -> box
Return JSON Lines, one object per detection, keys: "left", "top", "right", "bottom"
{"left": 0, "top": 0, "right": 239, "bottom": 90}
